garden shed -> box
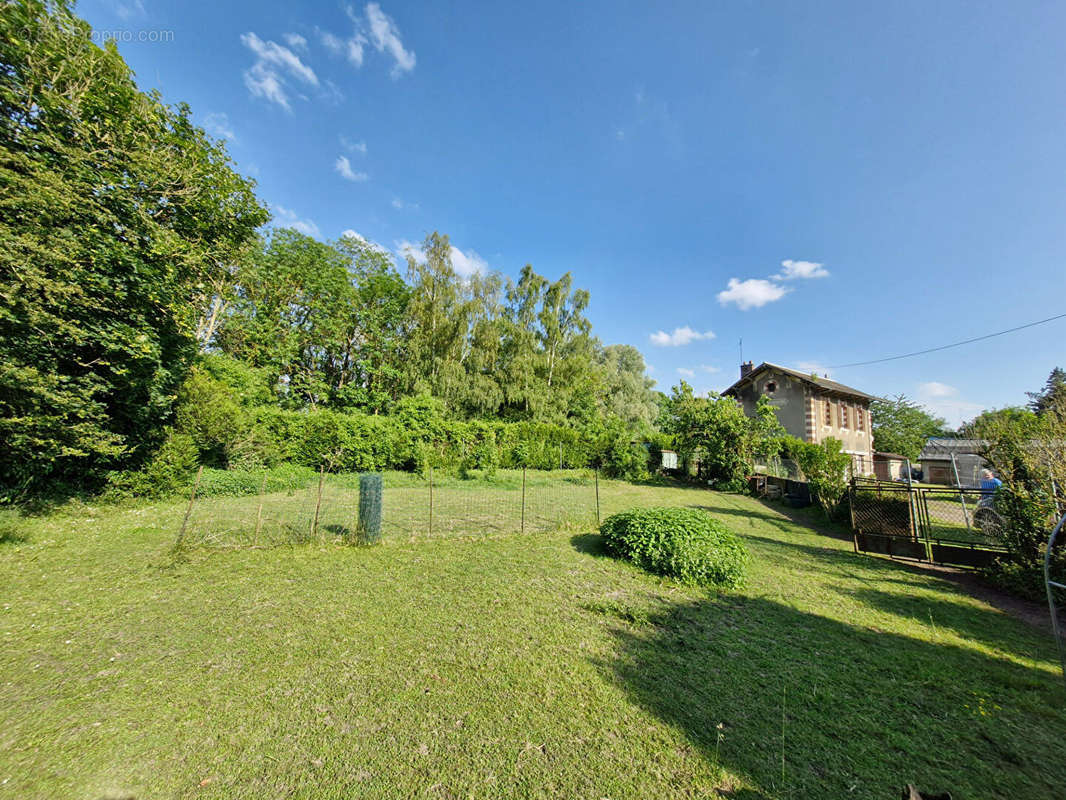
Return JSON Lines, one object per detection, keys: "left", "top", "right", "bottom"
{"left": 873, "top": 452, "right": 908, "bottom": 481}
{"left": 919, "top": 438, "right": 988, "bottom": 487}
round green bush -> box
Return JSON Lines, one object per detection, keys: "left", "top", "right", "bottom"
{"left": 599, "top": 507, "right": 749, "bottom": 588}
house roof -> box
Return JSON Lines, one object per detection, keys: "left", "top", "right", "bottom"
{"left": 874, "top": 451, "right": 909, "bottom": 461}
{"left": 919, "top": 438, "right": 988, "bottom": 460}
{"left": 721, "top": 362, "right": 877, "bottom": 401}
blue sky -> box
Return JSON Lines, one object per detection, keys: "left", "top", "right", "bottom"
{"left": 82, "top": 0, "right": 1066, "bottom": 426}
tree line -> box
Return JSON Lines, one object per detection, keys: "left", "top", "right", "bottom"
{"left": 0, "top": 2, "right": 657, "bottom": 496}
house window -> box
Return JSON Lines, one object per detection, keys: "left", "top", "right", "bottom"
{"left": 824, "top": 400, "right": 831, "bottom": 426}
{"left": 840, "top": 403, "right": 849, "bottom": 428}
{"left": 858, "top": 407, "right": 865, "bottom": 432}
{"left": 765, "top": 381, "right": 777, "bottom": 395}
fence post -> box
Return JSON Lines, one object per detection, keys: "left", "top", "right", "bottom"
{"left": 174, "top": 465, "right": 204, "bottom": 551}
{"left": 521, "top": 466, "right": 526, "bottom": 535}
{"left": 312, "top": 464, "right": 325, "bottom": 542}
{"left": 847, "top": 478, "right": 856, "bottom": 532}
{"left": 950, "top": 453, "right": 972, "bottom": 534}
{"left": 595, "top": 468, "right": 601, "bottom": 525}
{"left": 428, "top": 465, "right": 434, "bottom": 537}
{"left": 253, "top": 470, "right": 267, "bottom": 546}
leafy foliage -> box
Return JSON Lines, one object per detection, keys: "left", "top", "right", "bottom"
{"left": 599, "top": 506, "right": 749, "bottom": 587}
{"left": 968, "top": 371, "right": 1066, "bottom": 598}
{"left": 104, "top": 431, "right": 199, "bottom": 499}
{"left": 791, "top": 437, "right": 851, "bottom": 518}
{"left": 0, "top": 2, "right": 266, "bottom": 495}
{"left": 869, "top": 394, "right": 947, "bottom": 460}
{"left": 660, "top": 383, "right": 785, "bottom": 488}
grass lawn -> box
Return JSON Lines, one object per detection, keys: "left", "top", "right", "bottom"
{"left": 2, "top": 477, "right": 1065, "bottom": 798}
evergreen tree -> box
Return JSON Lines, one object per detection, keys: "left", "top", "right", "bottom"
{"left": 1027, "top": 367, "right": 1066, "bottom": 415}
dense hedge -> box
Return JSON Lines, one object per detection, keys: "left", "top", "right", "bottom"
{"left": 174, "top": 374, "right": 649, "bottom": 478}
{"left": 599, "top": 507, "right": 749, "bottom": 588}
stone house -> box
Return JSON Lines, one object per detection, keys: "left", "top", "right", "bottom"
{"left": 722, "top": 361, "right": 876, "bottom": 476}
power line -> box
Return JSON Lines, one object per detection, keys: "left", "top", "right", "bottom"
{"left": 828, "top": 312, "right": 1066, "bottom": 369}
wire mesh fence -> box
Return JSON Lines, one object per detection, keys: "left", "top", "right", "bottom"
{"left": 175, "top": 468, "right": 601, "bottom": 550}
{"left": 848, "top": 477, "right": 1009, "bottom": 567}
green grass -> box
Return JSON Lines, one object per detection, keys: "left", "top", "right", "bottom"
{"left": 2, "top": 477, "right": 1065, "bottom": 798}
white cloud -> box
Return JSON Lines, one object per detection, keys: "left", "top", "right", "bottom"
{"left": 109, "top": 0, "right": 144, "bottom": 20}
{"left": 283, "top": 32, "right": 308, "bottom": 51}
{"left": 450, "top": 248, "right": 488, "bottom": 278}
{"left": 649, "top": 326, "right": 716, "bottom": 347}
{"left": 699, "top": 364, "right": 720, "bottom": 374}
{"left": 240, "top": 32, "right": 319, "bottom": 111}
{"left": 335, "top": 155, "right": 369, "bottom": 182}
{"left": 365, "top": 2, "right": 416, "bottom": 77}
{"left": 242, "top": 32, "right": 318, "bottom": 85}
{"left": 319, "top": 29, "right": 345, "bottom": 55}
{"left": 202, "top": 112, "right": 235, "bottom": 141}
{"left": 346, "top": 37, "right": 367, "bottom": 67}
{"left": 391, "top": 197, "right": 420, "bottom": 211}
{"left": 243, "top": 63, "right": 289, "bottom": 110}
{"left": 340, "top": 135, "right": 368, "bottom": 154}
{"left": 319, "top": 4, "right": 414, "bottom": 76}
{"left": 918, "top": 381, "right": 957, "bottom": 398}
{"left": 716, "top": 278, "right": 789, "bottom": 310}
{"left": 677, "top": 368, "right": 696, "bottom": 378}
{"left": 340, "top": 229, "right": 390, "bottom": 254}
{"left": 396, "top": 239, "right": 487, "bottom": 278}
{"left": 271, "top": 205, "right": 320, "bottom": 238}
{"left": 396, "top": 239, "right": 425, "bottom": 264}
{"left": 916, "top": 382, "right": 984, "bottom": 428}
{"left": 774, "top": 259, "right": 830, "bottom": 280}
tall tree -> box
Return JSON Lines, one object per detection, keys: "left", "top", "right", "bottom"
{"left": 536, "top": 272, "right": 595, "bottom": 422}
{"left": 403, "top": 232, "right": 469, "bottom": 400}
{"left": 456, "top": 271, "right": 506, "bottom": 416}
{"left": 959, "top": 406, "right": 1035, "bottom": 436}
{"left": 499, "top": 264, "right": 547, "bottom": 417}
{"left": 216, "top": 229, "right": 351, "bottom": 408}
{"left": 331, "top": 234, "right": 409, "bottom": 413}
{"left": 0, "top": 1, "right": 266, "bottom": 492}
{"left": 597, "top": 345, "right": 658, "bottom": 430}
{"left": 1027, "top": 367, "right": 1066, "bottom": 416}
{"left": 869, "top": 395, "right": 947, "bottom": 460}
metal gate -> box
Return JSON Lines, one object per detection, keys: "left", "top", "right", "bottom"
{"left": 848, "top": 478, "right": 1008, "bottom": 568}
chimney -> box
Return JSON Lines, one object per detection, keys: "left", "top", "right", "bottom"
{"left": 740, "top": 361, "right": 753, "bottom": 379}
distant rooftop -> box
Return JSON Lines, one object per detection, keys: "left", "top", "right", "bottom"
{"left": 919, "top": 438, "right": 988, "bottom": 459}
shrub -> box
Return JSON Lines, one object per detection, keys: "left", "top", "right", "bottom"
{"left": 195, "top": 464, "right": 319, "bottom": 498}
{"left": 792, "top": 437, "right": 850, "bottom": 519}
{"left": 104, "top": 430, "right": 199, "bottom": 499}
{"left": 599, "top": 507, "right": 748, "bottom": 588}
{"left": 593, "top": 417, "right": 649, "bottom": 480}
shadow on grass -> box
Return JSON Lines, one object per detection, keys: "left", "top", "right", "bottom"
{"left": 848, "top": 586, "right": 1053, "bottom": 655}
{"left": 0, "top": 512, "right": 28, "bottom": 545}
{"left": 599, "top": 595, "right": 1066, "bottom": 799}
{"left": 570, "top": 532, "right": 610, "bottom": 558}
{"left": 688, "top": 496, "right": 852, "bottom": 543}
